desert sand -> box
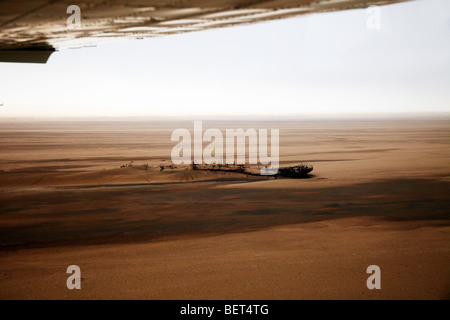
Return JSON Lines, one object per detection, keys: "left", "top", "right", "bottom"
{"left": 0, "top": 117, "right": 449, "bottom": 299}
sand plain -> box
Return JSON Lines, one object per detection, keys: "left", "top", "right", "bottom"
{"left": 0, "top": 118, "right": 448, "bottom": 299}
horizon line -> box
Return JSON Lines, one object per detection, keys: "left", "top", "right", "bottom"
{"left": 0, "top": 112, "right": 449, "bottom": 122}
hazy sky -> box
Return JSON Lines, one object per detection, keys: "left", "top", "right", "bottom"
{"left": 0, "top": 0, "right": 449, "bottom": 117}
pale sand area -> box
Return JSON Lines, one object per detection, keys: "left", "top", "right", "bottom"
{"left": 0, "top": 118, "right": 449, "bottom": 299}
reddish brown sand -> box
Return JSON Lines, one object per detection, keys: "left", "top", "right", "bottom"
{"left": 0, "top": 118, "right": 449, "bottom": 299}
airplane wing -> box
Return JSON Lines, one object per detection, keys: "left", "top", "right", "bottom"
{"left": 0, "top": 0, "right": 408, "bottom": 63}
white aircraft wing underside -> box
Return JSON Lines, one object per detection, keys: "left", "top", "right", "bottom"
{"left": 0, "top": 0, "right": 409, "bottom": 63}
